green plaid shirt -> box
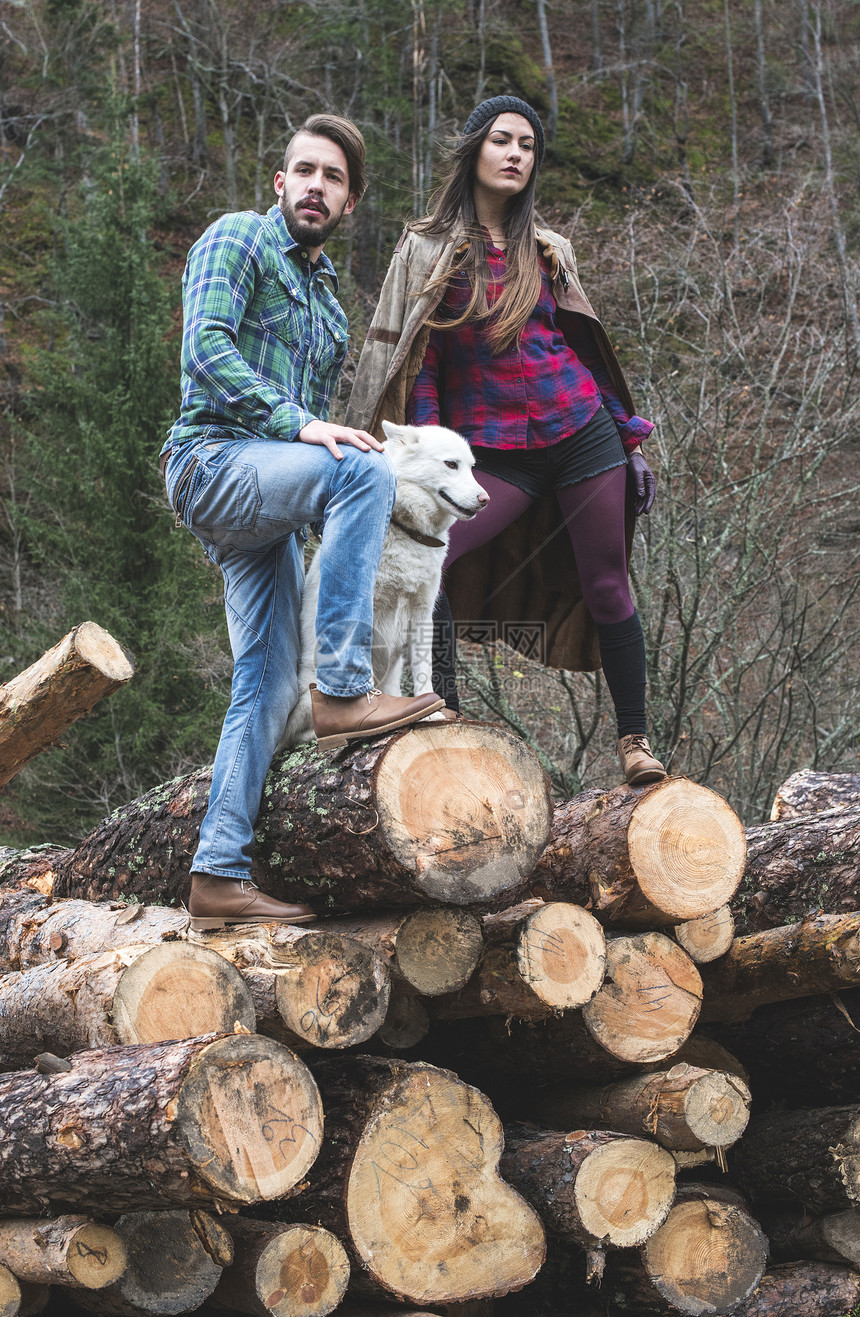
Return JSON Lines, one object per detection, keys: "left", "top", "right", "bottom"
{"left": 167, "top": 204, "right": 348, "bottom": 451}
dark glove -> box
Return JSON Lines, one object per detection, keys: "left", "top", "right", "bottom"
{"left": 627, "top": 450, "right": 656, "bottom": 515}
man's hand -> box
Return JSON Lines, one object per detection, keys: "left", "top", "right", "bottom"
{"left": 298, "top": 419, "right": 384, "bottom": 460}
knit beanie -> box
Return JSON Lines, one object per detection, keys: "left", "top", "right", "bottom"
{"left": 462, "top": 96, "right": 545, "bottom": 169}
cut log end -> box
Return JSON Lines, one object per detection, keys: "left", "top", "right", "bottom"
{"left": 112, "top": 943, "right": 256, "bottom": 1045}
{"left": 219, "top": 1223, "right": 350, "bottom": 1317}
{"left": 73, "top": 621, "right": 135, "bottom": 682}
{"left": 0, "top": 1267, "right": 18, "bottom": 1317}
{"left": 582, "top": 933, "right": 703, "bottom": 1065}
{"left": 644, "top": 1195, "right": 768, "bottom": 1315}
{"left": 345, "top": 1064, "right": 545, "bottom": 1304}
{"left": 175, "top": 1035, "right": 323, "bottom": 1203}
{"left": 394, "top": 909, "right": 483, "bottom": 996}
{"left": 627, "top": 779, "right": 747, "bottom": 921}
{"left": 674, "top": 905, "right": 735, "bottom": 963}
{"left": 375, "top": 723, "right": 552, "bottom": 905}
{"left": 575, "top": 1137, "right": 677, "bottom": 1248}
{"left": 63, "top": 1222, "right": 128, "bottom": 1288}
{"left": 684, "top": 1070, "right": 752, "bottom": 1148}
{"left": 377, "top": 992, "right": 430, "bottom": 1049}
{"left": 271, "top": 932, "right": 390, "bottom": 1050}
{"left": 516, "top": 902, "right": 606, "bottom": 1010}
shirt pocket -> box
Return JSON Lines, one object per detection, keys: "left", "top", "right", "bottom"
{"left": 259, "top": 275, "right": 306, "bottom": 346}
{"left": 313, "top": 284, "right": 348, "bottom": 369}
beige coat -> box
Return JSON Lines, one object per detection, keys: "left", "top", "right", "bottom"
{"left": 346, "top": 226, "right": 639, "bottom": 672}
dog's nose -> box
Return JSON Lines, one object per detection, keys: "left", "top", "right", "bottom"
{"left": 477, "top": 488, "right": 490, "bottom": 506}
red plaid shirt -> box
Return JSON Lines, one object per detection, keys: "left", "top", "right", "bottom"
{"left": 407, "top": 240, "right": 652, "bottom": 452}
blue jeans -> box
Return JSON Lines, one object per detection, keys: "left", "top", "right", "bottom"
{"left": 164, "top": 433, "right": 396, "bottom": 879}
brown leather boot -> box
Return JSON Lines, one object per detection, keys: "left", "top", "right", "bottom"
{"left": 310, "top": 684, "right": 444, "bottom": 750}
{"left": 188, "top": 874, "right": 316, "bottom": 932}
{"left": 617, "top": 734, "right": 667, "bottom": 786}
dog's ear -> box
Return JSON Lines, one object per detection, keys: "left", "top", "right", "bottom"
{"left": 380, "top": 420, "right": 420, "bottom": 447}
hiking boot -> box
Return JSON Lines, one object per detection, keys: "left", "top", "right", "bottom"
{"left": 310, "top": 684, "right": 444, "bottom": 750}
{"left": 188, "top": 874, "right": 316, "bottom": 931}
{"left": 617, "top": 734, "right": 667, "bottom": 786}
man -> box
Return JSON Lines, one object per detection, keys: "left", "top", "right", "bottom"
{"left": 161, "top": 114, "right": 443, "bottom": 929}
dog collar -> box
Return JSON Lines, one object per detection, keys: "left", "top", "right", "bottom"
{"left": 390, "top": 517, "right": 445, "bottom": 549}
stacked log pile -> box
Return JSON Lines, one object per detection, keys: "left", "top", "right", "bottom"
{"left": 5, "top": 711, "right": 860, "bottom": 1315}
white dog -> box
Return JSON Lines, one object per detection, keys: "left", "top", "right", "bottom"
{"left": 282, "top": 421, "right": 489, "bottom": 747}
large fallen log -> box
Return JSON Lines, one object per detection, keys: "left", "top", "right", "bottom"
{"left": 699, "top": 912, "right": 860, "bottom": 1022}
{"left": 316, "top": 909, "right": 483, "bottom": 996}
{"left": 0, "top": 622, "right": 134, "bottom": 788}
{"left": 0, "top": 893, "right": 187, "bottom": 971}
{"left": 530, "top": 778, "right": 746, "bottom": 926}
{"left": 731, "top": 1104, "right": 860, "bottom": 1213}
{"left": 770, "top": 769, "right": 860, "bottom": 820}
{"left": 431, "top": 900, "right": 606, "bottom": 1021}
{"left": 210, "top": 1220, "right": 350, "bottom": 1317}
{"left": 269, "top": 1055, "right": 545, "bottom": 1306}
{"left": 499, "top": 1125, "right": 676, "bottom": 1250}
{"left": 0, "top": 1217, "right": 126, "bottom": 1290}
{"left": 729, "top": 1261, "right": 860, "bottom": 1317}
{"left": 189, "top": 925, "right": 390, "bottom": 1050}
{"left": 0, "top": 1033, "right": 322, "bottom": 1215}
{"left": 602, "top": 1184, "right": 768, "bottom": 1315}
{"left": 734, "top": 805, "right": 860, "bottom": 934}
{"left": 0, "top": 942, "right": 255, "bottom": 1069}
{"left": 70, "top": 1209, "right": 232, "bottom": 1317}
{"left": 534, "top": 1062, "right": 751, "bottom": 1153}
{"left": 54, "top": 723, "right": 552, "bottom": 912}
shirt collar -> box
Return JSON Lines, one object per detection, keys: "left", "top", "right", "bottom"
{"left": 266, "top": 204, "right": 339, "bottom": 290}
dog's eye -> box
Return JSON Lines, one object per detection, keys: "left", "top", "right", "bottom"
{"left": 444, "top": 460, "right": 459, "bottom": 469}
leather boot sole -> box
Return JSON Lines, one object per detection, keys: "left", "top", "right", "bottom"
{"left": 316, "top": 697, "right": 445, "bottom": 750}
{"left": 189, "top": 912, "right": 318, "bottom": 931}
{"left": 626, "top": 765, "right": 667, "bottom": 786}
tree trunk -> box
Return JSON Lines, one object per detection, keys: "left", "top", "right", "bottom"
{"left": 0, "top": 1034, "right": 322, "bottom": 1215}
{"left": 735, "top": 806, "right": 860, "bottom": 934}
{"left": 432, "top": 901, "right": 606, "bottom": 1020}
{"left": 210, "top": 1220, "right": 350, "bottom": 1317}
{"left": 317, "top": 909, "right": 483, "bottom": 996}
{"left": 500, "top": 1126, "right": 676, "bottom": 1249}
{"left": 0, "top": 942, "right": 255, "bottom": 1070}
{"left": 530, "top": 780, "right": 746, "bottom": 926}
{"left": 71, "top": 1209, "right": 232, "bottom": 1317}
{"left": 700, "top": 912, "right": 860, "bottom": 1022}
{"left": 534, "top": 1062, "right": 751, "bottom": 1153}
{"left": 189, "top": 925, "right": 390, "bottom": 1050}
{"left": 0, "top": 893, "right": 188, "bottom": 971}
{"left": 0, "top": 1217, "right": 126, "bottom": 1289}
{"left": 0, "top": 622, "right": 134, "bottom": 787}
{"left": 674, "top": 905, "right": 734, "bottom": 963}
{"left": 770, "top": 769, "right": 860, "bottom": 820}
{"left": 732, "top": 1104, "right": 860, "bottom": 1213}
{"left": 758, "top": 1204, "right": 860, "bottom": 1268}
{"left": 270, "top": 1056, "right": 545, "bottom": 1306}
{"left": 54, "top": 724, "right": 552, "bottom": 913}
{"left": 729, "top": 1261, "right": 860, "bottom": 1317}
{"left": 604, "top": 1184, "right": 768, "bottom": 1315}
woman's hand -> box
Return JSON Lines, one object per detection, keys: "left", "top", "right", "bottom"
{"left": 627, "top": 448, "right": 656, "bottom": 515}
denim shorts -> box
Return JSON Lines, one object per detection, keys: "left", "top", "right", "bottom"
{"left": 470, "top": 406, "right": 627, "bottom": 498}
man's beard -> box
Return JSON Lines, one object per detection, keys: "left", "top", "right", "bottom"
{"left": 279, "top": 193, "right": 345, "bottom": 248}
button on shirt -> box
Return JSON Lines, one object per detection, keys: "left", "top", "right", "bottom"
{"left": 167, "top": 204, "right": 348, "bottom": 451}
{"left": 407, "top": 241, "right": 652, "bottom": 453}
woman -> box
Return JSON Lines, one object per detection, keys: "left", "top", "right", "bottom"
{"left": 346, "top": 95, "right": 664, "bottom": 785}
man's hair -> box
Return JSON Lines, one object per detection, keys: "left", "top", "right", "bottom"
{"left": 283, "top": 115, "right": 367, "bottom": 200}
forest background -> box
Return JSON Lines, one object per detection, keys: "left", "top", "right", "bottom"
{"left": 1, "top": 0, "right": 859, "bottom": 847}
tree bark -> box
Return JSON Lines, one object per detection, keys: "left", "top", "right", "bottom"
{"left": 530, "top": 779, "right": 746, "bottom": 926}
{"left": 500, "top": 1126, "right": 676, "bottom": 1249}
{"left": 674, "top": 905, "right": 734, "bottom": 963}
{"left": 732, "top": 1104, "right": 860, "bottom": 1213}
{"left": 0, "top": 847, "right": 68, "bottom": 895}
{"left": 54, "top": 724, "right": 552, "bottom": 913}
{"left": 71, "top": 1209, "right": 232, "bottom": 1317}
{"left": 728, "top": 1261, "right": 860, "bottom": 1317}
{"left": 210, "top": 1220, "right": 350, "bottom": 1317}
{"left": 269, "top": 1055, "right": 545, "bottom": 1306}
{"left": 317, "top": 909, "right": 483, "bottom": 996}
{"left": 757, "top": 1205, "right": 860, "bottom": 1269}
{"left": 604, "top": 1184, "right": 768, "bottom": 1315}
{"left": 534, "top": 1062, "right": 751, "bottom": 1153}
{"left": 0, "top": 1217, "right": 126, "bottom": 1288}
{"left": 431, "top": 901, "right": 606, "bottom": 1021}
{"left": 700, "top": 912, "right": 860, "bottom": 1022}
{"left": 0, "top": 1034, "right": 322, "bottom": 1215}
{"left": 0, "top": 1267, "right": 19, "bottom": 1317}
{"left": 0, "top": 622, "right": 134, "bottom": 787}
{"left": 735, "top": 806, "right": 860, "bottom": 934}
{"left": 0, "top": 942, "right": 255, "bottom": 1069}
{"left": 189, "top": 924, "right": 390, "bottom": 1050}
{"left": 0, "top": 893, "right": 188, "bottom": 971}
{"left": 770, "top": 769, "right": 860, "bottom": 820}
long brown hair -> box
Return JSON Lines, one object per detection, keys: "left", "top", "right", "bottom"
{"left": 412, "top": 122, "right": 542, "bottom": 355}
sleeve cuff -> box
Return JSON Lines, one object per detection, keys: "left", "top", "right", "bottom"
{"left": 618, "top": 415, "right": 654, "bottom": 452}
{"left": 267, "top": 402, "right": 316, "bottom": 441}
